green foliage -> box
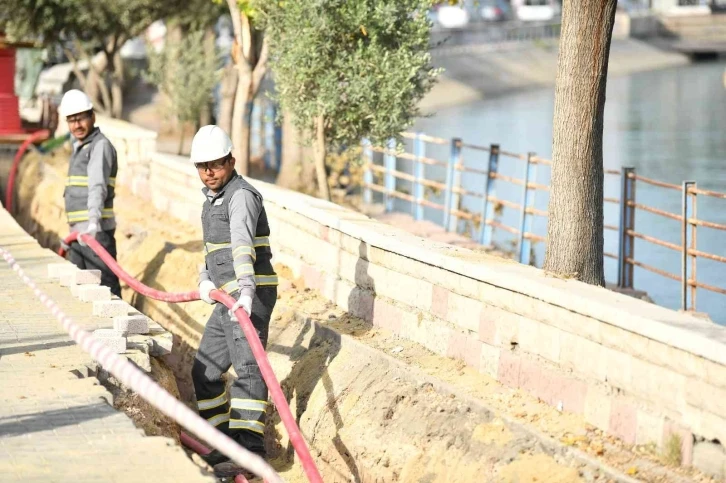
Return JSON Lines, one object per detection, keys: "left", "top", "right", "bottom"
{"left": 1, "top": 0, "right": 188, "bottom": 48}
{"left": 257, "top": 0, "right": 440, "bottom": 147}
{"left": 145, "top": 30, "right": 220, "bottom": 126}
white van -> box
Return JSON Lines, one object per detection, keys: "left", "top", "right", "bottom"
{"left": 512, "top": 0, "right": 559, "bottom": 22}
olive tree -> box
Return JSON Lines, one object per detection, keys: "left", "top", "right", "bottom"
{"left": 257, "top": 0, "right": 440, "bottom": 200}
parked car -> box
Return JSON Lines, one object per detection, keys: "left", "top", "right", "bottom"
{"left": 513, "top": 0, "right": 559, "bottom": 22}
{"left": 436, "top": 4, "right": 471, "bottom": 29}
{"left": 480, "top": 0, "right": 514, "bottom": 22}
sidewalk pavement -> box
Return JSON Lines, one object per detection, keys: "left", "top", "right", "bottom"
{"left": 0, "top": 206, "right": 214, "bottom": 483}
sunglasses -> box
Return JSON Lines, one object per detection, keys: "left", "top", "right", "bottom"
{"left": 195, "top": 157, "right": 231, "bottom": 171}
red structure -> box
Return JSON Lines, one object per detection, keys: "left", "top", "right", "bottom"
{"left": 0, "top": 43, "right": 22, "bottom": 134}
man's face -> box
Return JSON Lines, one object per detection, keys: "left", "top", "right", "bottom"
{"left": 66, "top": 110, "right": 95, "bottom": 140}
{"left": 195, "top": 155, "right": 236, "bottom": 192}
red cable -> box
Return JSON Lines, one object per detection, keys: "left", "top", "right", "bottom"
{"left": 4, "top": 130, "right": 50, "bottom": 213}
{"left": 180, "top": 431, "right": 253, "bottom": 483}
{"left": 59, "top": 233, "right": 324, "bottom": 483}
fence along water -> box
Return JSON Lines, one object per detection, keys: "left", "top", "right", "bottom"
{"left": 362, "top": 132, "right": 726, "bottom": 321}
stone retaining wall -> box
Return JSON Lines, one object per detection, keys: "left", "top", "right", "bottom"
{"left": 94, "top": 117, "right": 726, "bottom": 473}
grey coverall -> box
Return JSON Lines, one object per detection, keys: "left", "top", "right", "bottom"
{"left": 192, "top": 174, "right": 278, "bottom": 455}
{"left": 64, "top": 127, "right": 121, "bottom": 297}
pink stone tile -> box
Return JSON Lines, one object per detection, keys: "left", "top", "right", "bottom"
{"left": 431, "top": 286, "right": 449, "bottom": 320}
{"left": 478, "top": 306, "right": 497, "bottom": 345}
{"left": 301, "top": 264, "right": 321, "bottom": 291}
{"left": 558, "top": 376, "right": 587, "bottom": 414}
{"left": 373, "top": 300, "right": 402, "bottom": 334}
{"left": 498, "top": 349, "right": 521, "bottom": 388}
{"left": 609, "top": 399, "right": 637, "bottom": 445}
{"left": 447, "top": 331, "right": 468, "bottom": 361}
{"left": 519, "top": 358, "right": 544, "bottom": 400}
{"left": 319, "top": 226, "right": 329, "bottom": 242}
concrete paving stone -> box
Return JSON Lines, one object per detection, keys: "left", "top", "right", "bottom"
{"left": 71, "top": 269, "right": 102, "bottom": 286}
{"left": 113, "top": 314, "right": 149, "bottom": 335}
{"left": 93, "top": 300, "right": 130, "bottom": 318}
{"left": 92, "top": 329, "right": 127, "bottom": 353}
{"left": 79, "top": 285, "right": 112, "bottom": 302}
{"left": 47, "top": 263, "right": 77, "bottom": 280}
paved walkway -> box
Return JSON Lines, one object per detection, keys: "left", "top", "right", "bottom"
{"left": 0, "top": 206, "right": 213, "bottom": 483}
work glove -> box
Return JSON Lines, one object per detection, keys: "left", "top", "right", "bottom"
{"left": 229, "top": 295, "right": 252, "bottom": 322}
{"left": 199, "top": 280, "right": 217, "bottom": 305}
{"left": 78, "top": 222, "right": 98, "bottom": 247}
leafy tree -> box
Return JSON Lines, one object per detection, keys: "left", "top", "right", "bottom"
{"left": 257, "top": 0, "right": 440, "bottom": 200}
{"left": 543, "top": 0, "right": 617, "bottom": 286}
{"left": 145, "top": 30, "right": 220, "bottom": 154}
{"left": 2, "top": 0, "right": 188, "bottom": 118}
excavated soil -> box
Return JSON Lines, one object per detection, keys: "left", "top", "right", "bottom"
{"left": 2, "top": 147, "right": 717, "bottom": 483}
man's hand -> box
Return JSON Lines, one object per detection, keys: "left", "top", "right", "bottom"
{"left": 78, "top": 222, "right": 98, "bottom": 247}
{"left": 229, "top": 295, "right": 252, "bottom": 322}
{"left": 199, "top": 280, "right": 217, "bottom": 304}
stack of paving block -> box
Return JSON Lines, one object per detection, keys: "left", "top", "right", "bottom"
{"left": 46, "top": 262, "right": 174, "bottom": 372}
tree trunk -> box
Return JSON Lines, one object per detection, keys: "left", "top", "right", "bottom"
{"left": 232, "top": 72, "right": 252, "bottom": 175}
{"left": 313, "top": 115, "right": 330, "bottom": 201}
{"left": 110, "top": 51, "right": 124, "bottom": 118}
{"left": 542, "top": 0, "right": 617, "bottom": 286}
{"left": 178, "top": 125, "right": 185, "bottom": 155}
{"left": 218, "top": 65, "right": 237, "bottom": 134}
{"left": 276, "top": 111, "right": 302, "bottom": 190}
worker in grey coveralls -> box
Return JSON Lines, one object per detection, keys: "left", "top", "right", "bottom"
{"left": 189, "top": 125, "right": 278, "bottom": 477}
{"left": 58, "top": 89, "right": 121, "bottom": 297}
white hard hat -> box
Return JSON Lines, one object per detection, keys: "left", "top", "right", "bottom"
{"left": 59, "top": 89, "right": 94, "bottom": 117}
{"left": 190, "top": 125, "right": 234, "bottom": 163}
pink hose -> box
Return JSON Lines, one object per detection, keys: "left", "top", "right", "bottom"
{"left": 4, "top": 130, "right": 50, "bottom": 213}
{"left": 60, "top": 232, "right": 324, "bottom": 483}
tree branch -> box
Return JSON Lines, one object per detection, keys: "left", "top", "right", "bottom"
{"left": 62, "top": 47, "right": 88, "bottom": 89}
{"left": 74, "top": 39, "right": 112, "bottom": 113}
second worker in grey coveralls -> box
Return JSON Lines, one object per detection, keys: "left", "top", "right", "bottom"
{"left": 58, "top": 89, "right": 121, "bottom": 297}
{"left": 189, "top": 125, "right": 278, "bottom": 477}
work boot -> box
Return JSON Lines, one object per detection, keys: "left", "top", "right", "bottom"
{"left": 201, "top": 449, "right": 230, "bottom": 467}
{"left": 212, "top": 461, "right": 255, "bottom": 479}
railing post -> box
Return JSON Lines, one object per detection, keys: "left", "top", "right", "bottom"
{"left": 681, "top": 180, "right": 696, "bottom": 311}
{"left": 690, "top": 184, "right": 698, "bottom": 311}
{"left": 445, "top": 138, "right": 463, "bottom": 232}
{"left": 383, "top": 138, "right": 396, "bottom": 213}
{"left": 479, "top": 144, "right": 500, "bottom": 246}
{"left": 412, "top": 133, "right": 425, "bottom": 221}
{"left": 618, "top": 167, "right": 636, "bottom": 289}
{"left": 518, "top": 153, "right": 537, "bottom": 265}
{"left": 362, "top": 139, "right": 373, "bottom": 205}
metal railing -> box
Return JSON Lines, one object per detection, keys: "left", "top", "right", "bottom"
{"left": 430, "top": 20, "right": 562, "bottom": 55}
{"left": 361, "top": 132, "right": 726, "bottom": 313}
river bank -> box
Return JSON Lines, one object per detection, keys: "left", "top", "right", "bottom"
{"left": 419, "top": 38, "right": 690, "bottom": 113}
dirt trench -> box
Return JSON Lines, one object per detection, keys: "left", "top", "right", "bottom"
{"left": 1, "top": 148, "right": 717, "bottom": 483}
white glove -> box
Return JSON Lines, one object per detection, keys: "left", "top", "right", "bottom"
{"left": 229, "top": 295, "right": 252, "bottom": 322}
{"left": 199, "top": 280, "right": 216, "bottom": 305}
{"left": 78, "top": 222, "right": 98, "bottom": 247}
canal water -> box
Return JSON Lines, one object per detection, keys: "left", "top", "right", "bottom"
{"left": 406, "top": 60, "right": 726, "bottom": 323}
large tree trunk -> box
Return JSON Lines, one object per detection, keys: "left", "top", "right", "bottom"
{"left": 218, "top": 65, "right": 237, "bottom": 133}
{"left": 276, "top": 110, "right": 315, "bottom": 192}
{"left": 542, "top": 0, "right": 617, "bottom": 286}
{"left": 313, "top": 115, "right": 330, "bottom": 201}
{"left": 232, "top": 72, "right": 252, "bottom": 175}
{"left": 110, "top": 50, "right": 124, "bottom": 119}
